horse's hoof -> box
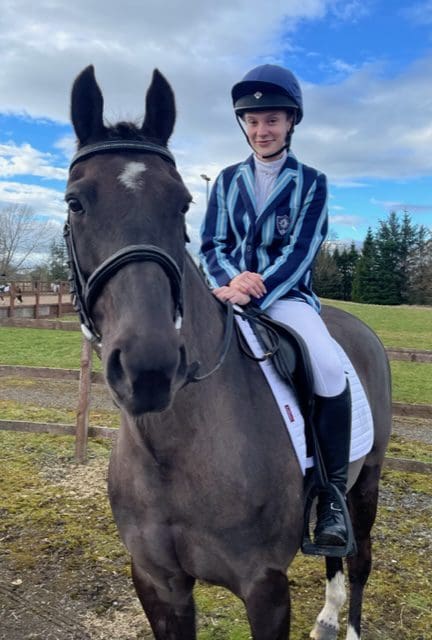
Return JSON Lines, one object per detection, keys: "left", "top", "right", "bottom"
{"left": 310, "top": 619, "right": 339, "bottom": 640}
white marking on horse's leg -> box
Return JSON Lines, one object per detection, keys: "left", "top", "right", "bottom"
{"left": 345, "top": 624, "right": 360, "bottom": 640}
{"left": 118, "top": 161, "right": 147, "bottom": 190}
{"left": 310, "top": 571, "right": 346, "bottom": 639}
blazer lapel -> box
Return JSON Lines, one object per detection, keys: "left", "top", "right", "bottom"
{"left": 236, "top": 156, "right": 257, "bottom": 224}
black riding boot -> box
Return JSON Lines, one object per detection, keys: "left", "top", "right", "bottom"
{"left": 313, "top": 382, "right": 351, "bottom": 547}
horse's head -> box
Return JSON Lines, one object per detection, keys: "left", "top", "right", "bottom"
{"left": 66, "top": 66, "right": 192, "bottom": 415}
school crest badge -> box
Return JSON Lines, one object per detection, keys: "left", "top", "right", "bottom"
{"left": 276, "top": 214, "right": 290, "bottom": 236}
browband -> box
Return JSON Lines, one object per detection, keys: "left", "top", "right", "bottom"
{"left": 69, "top": 140, "right": 176, "bottom": 171}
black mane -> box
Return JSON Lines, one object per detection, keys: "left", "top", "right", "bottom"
{"left": 104, "top": 120, "right": 162, "bottom": 145}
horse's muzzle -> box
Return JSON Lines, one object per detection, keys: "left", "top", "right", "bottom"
{"left": 105, "top": 332, "right": 183, "bottom": 415}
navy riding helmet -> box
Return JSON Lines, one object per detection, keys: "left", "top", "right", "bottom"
{"left": 231, "top": 64, "right": 303, "bottom": 124}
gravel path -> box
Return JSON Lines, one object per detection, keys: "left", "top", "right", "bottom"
{"left": 0, "top": 376, "right": 115, "bottom": 412}
{"left": 1, "top": 375, "right": 431, "bottom": 442}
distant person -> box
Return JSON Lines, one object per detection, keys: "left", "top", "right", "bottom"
{"left": 0, "top": 283, "right": 10, "bottom": 304}
{"left": 15, "top": 286, "right": 23, "bottom": 303}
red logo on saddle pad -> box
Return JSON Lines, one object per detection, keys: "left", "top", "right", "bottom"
{"left": 284, "top": 404, "right": 295, "bottom": 423}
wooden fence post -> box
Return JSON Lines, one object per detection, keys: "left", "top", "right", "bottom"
{"left": 75, "top": 337, "right": 92, "bottom": 463}
{"left": 34, "top": 283, "right": 40, "bottom": 319}
{"left": 9, "top": 284, "right": 15, "bottom": 318}
{"left": 57, "top": 283, "right": 63, "bottom": 318}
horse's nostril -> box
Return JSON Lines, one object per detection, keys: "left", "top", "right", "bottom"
{"left": 105, "top": 343, "right": 177, "bottom": 414}
{"left": 107, "top": 348, "right": 124, "bottom": 388}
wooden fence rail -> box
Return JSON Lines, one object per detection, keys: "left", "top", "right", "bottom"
{"left": 0, "top": 335, "right": 431, "bottom": 469}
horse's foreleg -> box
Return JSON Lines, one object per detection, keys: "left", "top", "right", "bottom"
{"left": 131, "top": 560, "right": 196, "bottom": 640}
{"left": 244, "top": 568, "right": 290, "bottom": 640}
{"left": 345, "top": 464, "right": 381, "bottom": 640}
{"left": 310, "top": 557, "right": 346, "bottom": 640}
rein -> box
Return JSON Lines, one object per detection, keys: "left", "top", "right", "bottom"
{"left": 65, "top": 139, "right": 233, "bottom": 384}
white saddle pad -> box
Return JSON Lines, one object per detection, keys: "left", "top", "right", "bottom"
{"left": 235, "top": 314, "right": 374, "bottom": 475}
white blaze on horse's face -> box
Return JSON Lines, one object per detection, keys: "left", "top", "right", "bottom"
{"left": 119, "top": 161, "right": 147, "bottom": 190}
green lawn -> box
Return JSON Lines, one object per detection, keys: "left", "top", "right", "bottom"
{"left": 323, "top": 299, "right": 432, "bottom": 350}
{"left": 0, "top": 327, "right": 101, "bottom": 370}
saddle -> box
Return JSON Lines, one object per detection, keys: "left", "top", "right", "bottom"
{"left": 234, "top": 304, "right": 315, "bottom": 450}
{"left": 234, "top": 304, "right": 357, "bottom": 558}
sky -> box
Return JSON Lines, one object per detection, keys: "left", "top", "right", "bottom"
{"left": 1, "top": 0, "right": 432, "bottom": 260}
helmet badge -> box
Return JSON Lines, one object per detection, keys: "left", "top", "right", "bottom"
{"left": 253, "top": 91, "right": 263, "bottom": 100}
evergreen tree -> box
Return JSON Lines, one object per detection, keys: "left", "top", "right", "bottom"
{"left": 399, "top": 211, "right": 418, "bottom": 303}
{"left": 48, "top": 236, "right": 69, "bottom": 282}
{"left": 313, "top": 244, "right": 342, "bottom": 300}
{"left": 373, "top": 212, "right": 403, "bottom": 304}
{"left": 334, "top": 242, "right": 359, "bottom": 300}
{"left": 352, "top": 228, "right": 380, "bottom": 303}
{"left": 407, "top": 225, "right": 432, "bottom": 305}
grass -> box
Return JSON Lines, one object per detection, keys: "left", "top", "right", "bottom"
{"left": 322, "top": 299, "right": 432, "bottom": 350}
{"left": 0, "top": 309, "right": 431, "bottom": 638}
{"left": 391, "top": 361, "right": 432, "bottom": 404}
{"left": 0, "top": 399, "right": 120, "bottom": 428}
{"left": 0, "top": 327, "right": 84, "bottom": 368}
{"left": 1, "top": 431, "right": 431, "bottom": 639}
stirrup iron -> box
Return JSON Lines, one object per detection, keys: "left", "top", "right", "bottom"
{"left": 301, "top": 482, "right": 357, "bottom": 558}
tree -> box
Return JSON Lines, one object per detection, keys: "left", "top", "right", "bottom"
{"left": 0, "top": 204, "right": 55, "bottom": 275}
{"left": 334, "top": 242, "right": 359, "bottom": 301}
{"left": 406, "top": 225, "right": 432, "bottom": 305}
{"left": 48, "top": 235, "right": 69, "bottom": 281}
{"left": 352, "top": 228, "right": 380, "bottom": 303}
{"left": 313, "top": 243, "right": 343, "bottom": 300}
{"left": 373, "top": 212, "right": 404, "bottom": 304}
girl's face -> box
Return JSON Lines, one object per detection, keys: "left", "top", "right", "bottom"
{"left": 243, "top": 110, "right": 294, "bottom": 161}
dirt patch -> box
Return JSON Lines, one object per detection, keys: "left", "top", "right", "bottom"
{"left": 1, "top": 376, "right": 431, "bottom": 639}
{"left": 0, "top": 376, "right": 114, "bottom": 412}
{"left": 392, "top": 415, "right": 432, "bottom": 444}
{"left": 1, "top": 430, "right": 431, "bottom": 640}
{"left": 0, "top": 437, "right": 150, "bottom": 640}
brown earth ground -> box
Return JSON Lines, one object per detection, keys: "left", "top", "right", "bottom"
{"left": 1, "top": 377, "right": 431, "bottom": 639}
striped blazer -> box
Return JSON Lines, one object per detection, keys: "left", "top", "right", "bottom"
{"left": 199, "top": 151, "right": 328, "bottom": 311}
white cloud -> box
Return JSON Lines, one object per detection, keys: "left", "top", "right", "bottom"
{"left": 1, "top": 0, "right": 432, "bottom": 239}
{"left": 401, "top": 0, "right": 432, "bottom": 25}
{"left": 0, "top": 142, "right": 67, "bottom": 180}
{"left": 295, "top": 57, "right": 432, "bottom": 181}
{"left": 370, "top": 198, "right": 432, "bottom": 214}
{"left": 0, "top": 181, "right": 66, "bottom": 221}
{"left": 329, "top": 214, "right": 364, "bottom": 226}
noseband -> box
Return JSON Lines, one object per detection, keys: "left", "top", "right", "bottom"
{"left": 64, "top": 140, "right": 183, "bottom": 344}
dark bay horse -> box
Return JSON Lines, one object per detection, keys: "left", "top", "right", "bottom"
{"left": 65, "top": 65, "right": 391, "bottom": 640}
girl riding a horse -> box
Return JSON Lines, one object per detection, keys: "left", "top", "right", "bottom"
{"left": 199, "top": 64, "right": 351, "bottom": 552}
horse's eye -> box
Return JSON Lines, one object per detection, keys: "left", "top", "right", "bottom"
{"left": 67, "top": 197, "right": 85, "bottom": 215}
{"left": 181, "top": 203, "right": 190, "bottom": 214}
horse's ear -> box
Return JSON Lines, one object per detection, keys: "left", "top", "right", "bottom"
{"left": 141, "top": 69, "right": 176, "bottom": 145}
{"left": 70, "top": 65, "right": 105, "bottom": 145}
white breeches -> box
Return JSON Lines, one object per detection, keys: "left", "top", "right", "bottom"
{"left": 266, "top": 299, "right": 346, "bottom": 398}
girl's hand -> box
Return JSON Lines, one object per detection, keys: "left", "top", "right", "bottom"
{"left": 212, "top": 287, "right": 251, "bottom": 306}
{"left": 230, "top": 272, "right": 266, "bottom": 298}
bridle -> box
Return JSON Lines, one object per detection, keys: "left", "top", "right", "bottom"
{"left": 64, "top": 140, "right": 183, "bottom": 345}
{"left": 64, "top": 139, "right": 233, "bottom": 384}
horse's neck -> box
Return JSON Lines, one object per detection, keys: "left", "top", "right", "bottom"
{"left": 183, "top": 256, "right": 229, "bottom": 367}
